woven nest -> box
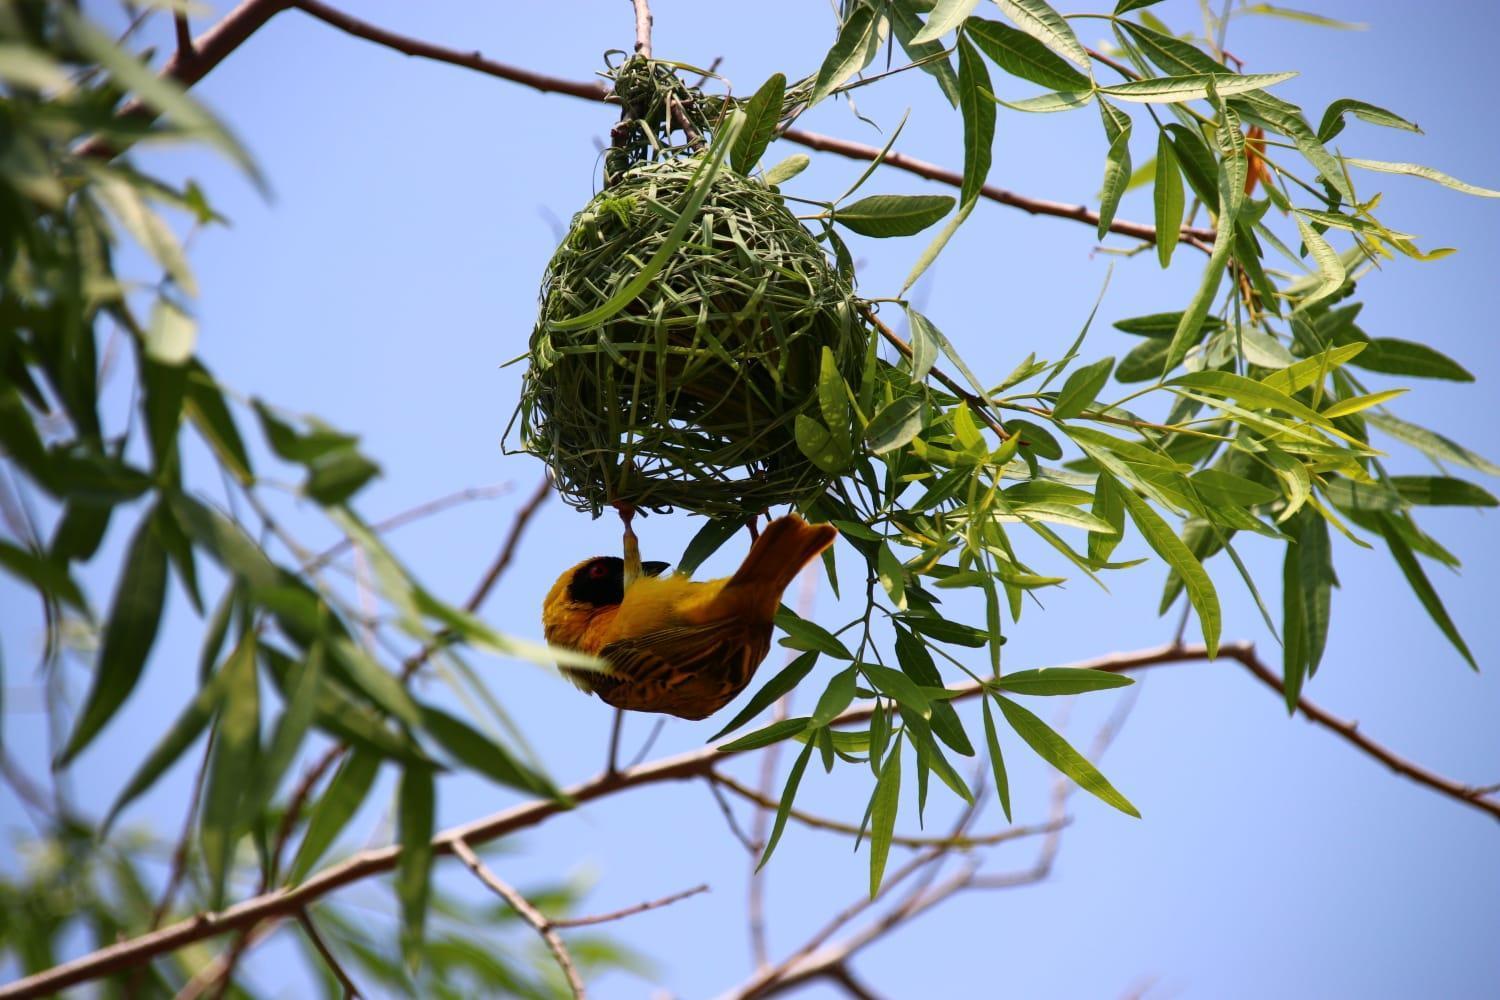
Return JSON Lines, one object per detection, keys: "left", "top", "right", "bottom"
{"left": 518, "top": 155, "right": 868, "bottom": 517}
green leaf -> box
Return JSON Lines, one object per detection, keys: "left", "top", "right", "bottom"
{"left": 811, "top": 667, "right": 859, "bottom": 728}
{"left": 904, "top": 305, "right": 940, "bottom": 383}
{"left": 795, "top": 414, "right": 851, "bottom": 474}
{"left": 995, "top": 668, "right": 1134, "bottom": 695}
{"left": 0, "top": 542, "right": 88, "bottom": 612}
{"left": 1390, "top": 476, "right": 1497, "bottom": 508}
{"left": 1376, "top": 515, "right": 1476, "bottom": 669}
{"left": 868, "top": 737, "right": 902, "bottom": 896}
{"left": 247, "top": 641, "right": 324, "bottom": 818}
{"left": 58, "top": 510, "right": 169, "bottom": 764}
{"left": 1348, "top": 339, "right": 1473, "bottom": 381}
{"left": 901, "top": 616, "right": 990, "bottom": 647}
{"left": 1281, "top": 538, "right": 1308, "bottom": 712}
{"left": 810, "top": 5, "right": 883, "bottom": 106}
{"left": 1100, "top": 72, "right": 1296, "bottom": 103}
{"left": 1317, "top": 98, "right": 1420, "bottom": 143}
{"left": 289, "top": 748, "right": 382, "bottom": 883}
{"left": 1190, "top": 468, "right": 1280, "bottom": 507}
{"left": 757, "top": 740, "right": 815, "bottom": 870}
{"left": 1294, "top": 512, "right": 1334, "bottom": 676}
{"left": 1097, "top": 100, "right": 1133, "bottom": 238}
{"left": 678, "top": 515, "right": 750, "bottom": 576}
{"left": 775, "top": 607, "right": 854, "bottom": 658}
{"left": 144, "top": 298, "right": 197, "bottom": 365}
{"left": 866, "top": 395, "right": 926, "bottom": 454}
{"left": 1292, "top": 215, "right": 1346, "bottom": 309}
{"left": 980, "top": 697, "right": 1013, "bottom": 821}
{"left": 184, "top": 364, "right": 253, "bottom": 483}
{"left": 911, "top": 0, "right": 982, "bottom": 43}
{"left": 328, "top": 638, "right": 423, "bottom": 729}
{"left": 711, "top": 651, "right": 820, "bottom": 740}
{"left": 418, "top": 704, "right": 557, "bottom": 798}
{"left": 902, "top": 197, "right": 976, "bottom": 292}
{"left": 891, "top": 0, "right": 961, "bottom": 106}
{"left": 818, "top": 346, "right": 851, "bottom": 435}
{"left": 397, "top": 764, "right": 436, "bottom": 969}
{"left": 997, "top": 695, "right": 1139, "bottom": 816}
{"left": 957, "top": 35, "right": 996, "bottom": 207}
{"left": 718, "top": 716, "right": 812, "bottom": 752}
{"left": 1112, "top": 475, "right": 1221, "bottom": 655}
{"left": 1052, "top": 356, "right": 1116, "bottom": 420}
{"left": 201, "top": 630, "right": 260, "bottom": 906}
{"left": 1088, "top": 470, "right": 1127, "bottom": 563}
{"left": 992, "top": 0, "right": 1092, "bottom": 71}
{"left": 733, "top": 73, "right": 786, "bottom": 174}
{"left": 763, "top": 153, "right": 810, "bottom": 186}
{"left": 1115, "top": 0, "right": 1167, "bottom": 11}
{"left": 1343, "top": 159, "right": 1500, "bottom": 198}
{"left": 1260, "top": 343, "right": 1366, "bottom": 395}
{"left": 967, "top": 17, "right": 1091, "bottom": 90}
{"left": 1164, "top": 221, "right": 1233, "bottom": 371}
{"left": 1153, "top": 131, "right": 1185, "bottom": 268}
{"left": 877, "top": 543, "right": 908, "bottom": 610}
{"left": 104, "top": 660, "right": 229, "bottom": 831}
{"left": 1115, "top": 338, "right": 1170, "bottom": 382}
{"left": 834, "top": 194, "right": 956, "bottom": 237}
{"left": 1368, "top": 413, "right": 1500, "bottom": 477}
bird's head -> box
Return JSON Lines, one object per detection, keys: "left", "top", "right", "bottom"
{"left": 542, "top": 556, "right": 670, "bottom": 642}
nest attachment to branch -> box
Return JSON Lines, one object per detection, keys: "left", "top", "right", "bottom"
{"left": 518, "top": 148, "right": 868, "bottom": 517}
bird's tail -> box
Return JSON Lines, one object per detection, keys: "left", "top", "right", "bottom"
{"left": 724, "top": 515, "right": 839, "bottom": 621}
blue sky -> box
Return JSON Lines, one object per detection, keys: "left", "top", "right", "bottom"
{"left": 4, "top": 1, "right": 1499, "bottom": 996}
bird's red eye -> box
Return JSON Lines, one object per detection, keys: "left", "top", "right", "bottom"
{"left": 589, "top": 562, "right": 610, "bottom": 579}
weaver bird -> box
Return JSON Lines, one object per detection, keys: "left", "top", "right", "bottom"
{"left": 542, "top": 514, "right": 838, "bottom": 720}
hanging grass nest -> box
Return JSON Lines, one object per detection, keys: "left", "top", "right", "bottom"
{"left": 517, "top": 109, "right": 869, "bottom": 517}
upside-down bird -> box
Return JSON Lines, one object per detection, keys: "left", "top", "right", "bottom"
{"left": 542, "top": 514, "right": 838, "bottom": 720}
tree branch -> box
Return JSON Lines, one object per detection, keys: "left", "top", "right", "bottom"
{"left": 450, "top": 838, "right": 587, "bottom": 999}
{"left": 76, "top": 0, "right": 1209, "bottom": 251}
{"left": 550, "top": 883, "right": 709, "bottom": 929}
{"left": 8, "top": 641, "right": 1492, "bottom": 998}
{"left": 630, "top": 0, "right": 653, "bottom": 59}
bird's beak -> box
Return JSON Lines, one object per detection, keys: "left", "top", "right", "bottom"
{"left": 644, "top": 560, "right": 671, "bottom": 577}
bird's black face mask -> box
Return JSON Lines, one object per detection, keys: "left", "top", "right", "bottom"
{"left": 567, "top": 557, "right": 670, "bottom": 607}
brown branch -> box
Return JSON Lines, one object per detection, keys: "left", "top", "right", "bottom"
{"left": 710, "top": 771, "right": 1066, "bottom": 849}
{"left": 450, "top": 838, "right": 586, "bottom": 999}
{"left": 551, "top": 883, "right": 709, "bottom": 929}
{"left": 860, "top": 306, "right": 1011, "bottom": 438}
{"left": 827, "top": 964, "right": 886, "bottom": 1000}
{"left": 296, "top": 909, "right": 361, "bottom": 999}
{"left": 9, "top": 641, "right": 1492, "bottom": 998}
{"left": 629, "top": 0, "right": 653, "bottom": 59}
{"left": 75, "top": 0, "right": 1206, "bottom": 252}
{"left": 707, "top": 778, "right": 760, "bottom": 854}
{"left": 174, "top": 12, "right": 195, "bottom": 59}
{"left": 400, "top": 475, "right": 551, "bottom": 681}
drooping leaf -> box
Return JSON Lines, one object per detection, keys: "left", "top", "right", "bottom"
{"left": 733, "top": 73, "right": 786, "bottom": 174}
{"left": 396, "top": 764, "right": 436, "bottom": 969}
{"left": 1376, "top": 514, "right": 1477, "bottom": 669}
{"left": 992, "top": 0, "right": 1092, "bottom": 71}
{"left": 1113, "top": 475, "right": 1221, "bottom": 655}
{"left": 868, "top": 737, "right": 902, "bottom": 896}
{"left": 957, "top": 34, "right": 996, "bottom": 207}
{"left": 288, "top": 748, "right": 382, "bottom": 884}
{"left": 58, "top": 509, "right": 169, "bottom": 764}
{"left": 757, "top": 740, "right": 815, "bottom": 869}
{"left": 997, "top": 695, "right": 1139, "bottom": 816}
{"left": 981, "top": 697, "right": 1013, "bottom": 821}
{"left": 834, "top": 194, "right": 957, "bottom": 237}
{"left": 200, "top": 630, "right": 260, "bottom": 906}
{"left": 711, "top": 651, "right": 820, "bottom": 740}
{"left": 966, "top": 17, "right": 1091, "bottom": 90}
{"left": 810, "top": 5, "right": 884, "bottom": 106}
{"left": 1153, "top": 130, "right": 1185, "bottom": 268}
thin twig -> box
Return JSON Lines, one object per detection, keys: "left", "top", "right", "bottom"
{"left": 305, "top": 483, "right": 511, "bottom": 571}
{"left": 707, "top": 779, "right": 760, "bottom": 854}
{"left": 150, "top": 735, "right": 215, "bottom": 928}
{"left": 551, "top": 883, "right": 709, "bottom": 929}
{"left": 450, "top": 838, "right": 586, "bottom": 999}
{"left": 627, "top": 717, "right": 668, "bottom": 769}
{"left": 296, "top": 909, "right": 361, "bottom": 999}
{"left": 711, "top": 771, "right": 1065, "bottom": 849}
{"left": 174, "top": 11, "right": 195, "bottom": 59}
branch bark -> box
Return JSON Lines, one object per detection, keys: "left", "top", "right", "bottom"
{"left": 451, "top": 838, "right": 586, "bottom": 999}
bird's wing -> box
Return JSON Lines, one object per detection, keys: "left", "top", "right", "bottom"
{"left": 596, "top": 619, "right": 771, "bottom": 720}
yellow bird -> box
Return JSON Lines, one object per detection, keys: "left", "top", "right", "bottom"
{"left": 542, "top": 514, "right": 838, "bottom": 720}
